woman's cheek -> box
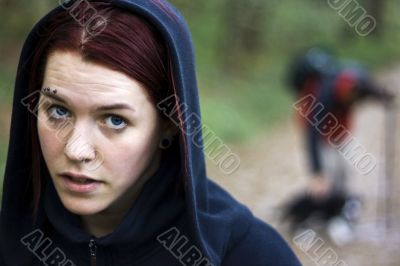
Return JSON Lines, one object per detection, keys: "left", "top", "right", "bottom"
{"left": 103, "top": 130, "right": 158, "bottom": 180}
{"left": 38, "top": 119, "right": 64, "bottom": 160}
{"left": 106, "top": 138, "right": 148, "bottom": 172}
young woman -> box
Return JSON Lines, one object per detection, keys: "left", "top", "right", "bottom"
{"left": 0, "top": 1, "right": 300, "bottom": 265}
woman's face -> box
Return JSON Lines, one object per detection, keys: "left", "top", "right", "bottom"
{"left": 38, "top": 51, "right": 168, "bottom": 216}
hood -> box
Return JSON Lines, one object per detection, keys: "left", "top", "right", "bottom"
{"left": 1, "top": 1, "right": 251, "bottom": 265}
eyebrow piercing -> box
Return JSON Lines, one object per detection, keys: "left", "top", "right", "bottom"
{"left": 42, "top": 87, "right": 51, "bottom": 93}
{"left": 41, "top": 87, "right": 57, "bottom": 94}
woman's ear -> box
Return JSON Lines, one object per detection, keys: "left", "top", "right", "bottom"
{"left": 162, "top": 119, "right": 179, "bottom": 139}
{"left": 158, "top": 120, "right": 179, "bottom": 149}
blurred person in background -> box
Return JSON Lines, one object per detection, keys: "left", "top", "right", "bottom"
{"left": 282, "top": 47, "right": 394, "bottom": 244}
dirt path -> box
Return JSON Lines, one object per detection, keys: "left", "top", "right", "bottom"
{"left": 207, "top": 66, "right": 400, "bottom": 266}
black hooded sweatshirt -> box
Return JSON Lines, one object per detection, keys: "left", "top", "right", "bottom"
{"left": 0, "top": 0, "right": 301, "bottom": 265}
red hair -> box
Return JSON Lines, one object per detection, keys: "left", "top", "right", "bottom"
{"left": 26, "top": 1, "right": 187, "bottom": 215}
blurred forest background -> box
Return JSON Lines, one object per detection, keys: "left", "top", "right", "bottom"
{"left": 1, "top": 0, "right": 400, "bottom": 193}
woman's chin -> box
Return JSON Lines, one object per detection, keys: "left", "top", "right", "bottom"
{"left": 60, "top": 196, "right": 109, "bottom": 216}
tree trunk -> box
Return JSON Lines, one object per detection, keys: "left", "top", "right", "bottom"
{"left": 219, "top": 0, "right": 268, "bottom": 74}
{"left": 368, "top": 0, "right": 385, "bottom": 37}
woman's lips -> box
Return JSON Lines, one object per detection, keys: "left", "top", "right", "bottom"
{"left": 60, "top": 173, "right": 103, "bottom": 193}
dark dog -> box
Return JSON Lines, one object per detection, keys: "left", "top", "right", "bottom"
{"left": 281, "top": 193, "right": 350, "bottom": 232}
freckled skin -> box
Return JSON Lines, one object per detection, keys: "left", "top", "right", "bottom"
{"left": 37, "top": 51, "right": 173, "bottom": 237}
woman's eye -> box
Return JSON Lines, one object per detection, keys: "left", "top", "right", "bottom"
{"left": 104, "top": 115, "right": 127, "bottom": 130}
{"left": 47, "top": 105, "right": 70, "bottom": 120}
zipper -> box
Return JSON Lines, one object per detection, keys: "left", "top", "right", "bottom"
{"left": 89, "top": 239, "right": 97, "bottom": 266}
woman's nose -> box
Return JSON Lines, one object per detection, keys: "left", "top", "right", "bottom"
{"left": 64, "top": 126, "right": 97, "bottom": 163}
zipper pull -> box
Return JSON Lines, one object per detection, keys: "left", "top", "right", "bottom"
{"left": 89, "top": 239, "right": 97, "bottom": 266}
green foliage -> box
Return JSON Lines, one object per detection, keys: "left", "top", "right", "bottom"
{"left": 0, "top": 139, "right": 7, "bottom": 189}
{"left": 172, "top": 0, "right": 400, "bottom": 143}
